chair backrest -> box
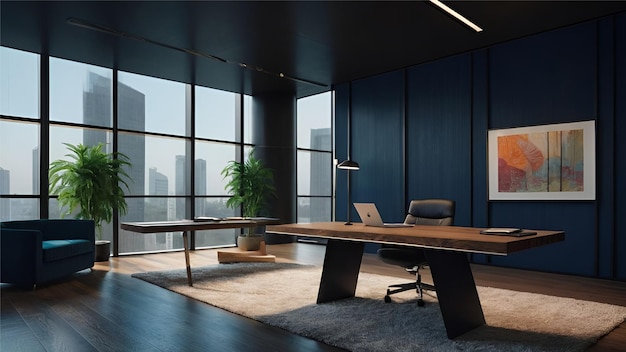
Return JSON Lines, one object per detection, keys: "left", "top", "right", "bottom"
{"left": 403, "top": 199, "right": 455, "bottom": 226}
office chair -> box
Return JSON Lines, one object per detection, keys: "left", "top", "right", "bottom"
{"left": 377, "top": 199, "right": 455, "bottom": 306}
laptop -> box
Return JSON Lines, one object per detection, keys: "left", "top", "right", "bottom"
{"left": 353, "top": 203, "right": 413, "bottom": 228}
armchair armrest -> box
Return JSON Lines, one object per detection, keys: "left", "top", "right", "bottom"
{"left": 0, "top": 228, "right": 42, "bottom": 285}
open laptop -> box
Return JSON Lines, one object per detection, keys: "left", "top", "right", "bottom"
{"left": 353, "top": 203, "right": 413, "bottom": 228}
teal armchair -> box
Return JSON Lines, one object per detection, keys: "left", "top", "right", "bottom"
{"left": 1, "top": 219, "right": 95, "bottom": 288}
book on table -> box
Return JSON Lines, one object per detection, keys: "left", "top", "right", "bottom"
{"left": 480, "top": 228, "right": 537, "bottom": 237}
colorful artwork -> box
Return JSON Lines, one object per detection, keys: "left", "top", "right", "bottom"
{"left": 488, "top": 121, "right": 595, "bottom": 200}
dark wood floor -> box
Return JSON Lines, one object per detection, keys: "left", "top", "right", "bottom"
{"left": 2, "top": 243, "right": 625, "bottom": 351}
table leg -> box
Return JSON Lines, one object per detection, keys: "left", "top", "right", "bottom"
{"left": 425, "top": 249, "right": 485, "bottom": 338}
{"left": 183, "top": 231, "right": 193, "bottom": 286}
{"left": 317, "top": 239, "right": 364, "bottom": 303}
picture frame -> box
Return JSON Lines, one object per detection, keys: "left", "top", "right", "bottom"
{"left": 488, "top": 120, "right": 595, "bottom": 200}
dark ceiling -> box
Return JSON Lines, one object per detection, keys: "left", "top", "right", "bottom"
{"left": 3, "top": 1, "right": 626, "bottom": 98}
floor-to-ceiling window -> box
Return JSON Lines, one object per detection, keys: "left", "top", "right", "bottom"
{"left": 116, "top": 71, "right": 189, "bottom": 253}
{"left": 192, "top": 86, "right": 241, "bottom": 248}
{"left": 0, "top": 46, "right": 256, "bottom": 255}
{"left": 296, "top": 91, "right": 333, "bottom": 223}
{"left": 48, "top": 57, "right": 115, "bottom": 243}
{"left": 0, "top": 46, "right": 41, "bottom": 221}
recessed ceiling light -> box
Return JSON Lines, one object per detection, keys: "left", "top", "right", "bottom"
{"left": 430, "top": 0, "right": 483, "bottom": 33}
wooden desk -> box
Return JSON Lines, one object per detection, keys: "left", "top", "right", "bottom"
{"left": 267, "top": 222, "right": 564, "bottom": 339}
{"left": 121, "top": 218, "right": 279, "bottom": 286}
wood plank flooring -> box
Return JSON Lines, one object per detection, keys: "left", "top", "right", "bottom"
{"left": 2, "top": 243, "right": 625, "bottom": 351}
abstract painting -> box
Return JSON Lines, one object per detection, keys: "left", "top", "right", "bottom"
{"left": 488, "top": 121, "right": 595, "bottom": 200}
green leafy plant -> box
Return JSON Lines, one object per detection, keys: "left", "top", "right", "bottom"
{"left": 49, "top": 143, "right": 132, "bottom": 240}
{"left": 221, "top": 149, "right": 276, "bottom": 234}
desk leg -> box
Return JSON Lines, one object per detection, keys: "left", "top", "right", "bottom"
{"left": 425, "top": 249, "right": 485, "bottom": 338}
{"left": 183, "top": 231, "right": 193, "bottom": 286}
{"left": 317, "top": 240, "right": 364, "bottom": 303}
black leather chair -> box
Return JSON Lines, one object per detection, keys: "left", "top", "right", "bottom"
{"left": 377, "top": 199, "right": 455, "bottom": 306}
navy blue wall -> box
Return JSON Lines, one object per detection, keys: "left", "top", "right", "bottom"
{"left": 486, "top": 22, "right": 598, "bottom": 276}
{"left": 616, "top": 13, "right": 626, "bottom": 280}
{"left": 334, "top": 13, "right": 626, "bottom": 280}
{"left": 350, "top": 72, "right": 406, "bottom": 223}
{"left": 406, "top": 55, "right": 473, "bottom": 226}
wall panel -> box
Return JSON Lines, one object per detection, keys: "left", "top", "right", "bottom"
{"left": 471, "top": 50, "right": 490, "bottom": 264}
{"left": 406, "top": 55, "right": 472, "bottom": 226}
{"left": 597, "top": 18, "right": 616, "bottom": 278}
{"left": 334, "top": 83, "right": 349, "bottom": 222}
{"left": 489, "top": 23, "right": 597, "bottom": 127}
{"left": 487, "top": 23, "right": 598, "bottom": 274}
{"left": 615, "top": 13, "right": 626, "bottom": 280}
{"left": 351, "top": 72, "right": 405, "bottom": 223}
{"left": 489, "top": 202, "right": 596, "bottom": 275}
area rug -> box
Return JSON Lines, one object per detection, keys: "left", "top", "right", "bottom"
{"left": 132, "top": 263, "right": 626, "bottom": 352}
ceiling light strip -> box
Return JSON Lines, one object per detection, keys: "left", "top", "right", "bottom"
{"left": 429, "top": 0, "right": 483, "bottom": 33}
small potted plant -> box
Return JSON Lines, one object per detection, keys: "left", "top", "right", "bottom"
{"left": 221, "top": 148, "right": 276, "bottom": 250}
{"left": 49, "top": 143, "right": 132, "bottom": 261}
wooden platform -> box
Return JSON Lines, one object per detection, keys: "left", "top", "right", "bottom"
{"left": 217, "top": 241, "right": 276, "bottom": 263}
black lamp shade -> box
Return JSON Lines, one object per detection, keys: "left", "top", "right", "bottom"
{"left": 337, "top": 159, "right": 360, "bottom": 170}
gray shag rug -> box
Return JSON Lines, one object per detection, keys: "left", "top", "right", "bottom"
{"left": 132, "top": 262, "right": 626, "bottom": 352}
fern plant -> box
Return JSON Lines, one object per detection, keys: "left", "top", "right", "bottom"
{"left": 49, "top": 143, "right": 132, "bottom": 240}
{"left": 221, "top": 149, "right": 276, "bottom": 233}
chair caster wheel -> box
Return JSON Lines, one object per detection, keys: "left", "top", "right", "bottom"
{"left": 417, "top": 299, "right": 425, "bottom": 307}
{"left": 384, "top": 295, "right": 391, "bottom": 303}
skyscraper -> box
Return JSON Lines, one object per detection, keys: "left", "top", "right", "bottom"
{"left": 83, "top": 72, "right": 147, "bottom": 252}
{"left": 175, "top": 155, "right": 186, "bottom": 220}
{"left": 309, "top": 127, "right": 332, "bottom": 221}
{"left": 118, "top": 81, "right": 148, "bottom": 253}
{"left": 174, "top": 157, "right": 206, "bottom": 218}
{"left": 83, "top": 72, "right": 111, "bottom": 147}
{"left": 149, "top": 167, "right": 169, "bottom": 196}
{"left": 0, "top": 167, "right": 10, "bottom": 219}
{"left": 195, "top": 158, "right": 207, "bottom": 216}
{"left": 32, "top": 146, "right": 39, "bottom": 194}
{"left": 148, "top": 167, "right": 169, "bottom": 220}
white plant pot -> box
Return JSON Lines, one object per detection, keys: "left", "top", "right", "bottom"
{"left": 237, "top": 235, "right": 263, "bottom": 251}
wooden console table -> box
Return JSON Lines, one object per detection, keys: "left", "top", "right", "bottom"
{"left": 121, "top": 218, "right": 279, "bottom": 286}
{"left": 267, "top": 222, "right": 564, "bottom": 339}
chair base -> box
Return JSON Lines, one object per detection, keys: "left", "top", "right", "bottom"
{"left": 384, "top": 267, "right": 435, "bottom": 307}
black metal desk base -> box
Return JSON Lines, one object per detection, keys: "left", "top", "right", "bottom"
{"left": 316, "top": 239, "right": 486, "bottom": 339}
{"left": 425, "top": 249, "right": 486, "bottom": 338}
{"left": 317, "top": 239, "right": 364, "bottom": 303}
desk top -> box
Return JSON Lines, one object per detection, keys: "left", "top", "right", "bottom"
{"left": 267, "top": 222, "right": 564, "bottom": 256}
{"left": 122, "top": 218, "right": 280, "bottom": 233}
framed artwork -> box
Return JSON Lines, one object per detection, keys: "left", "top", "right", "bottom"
{"left": 488, "top": 120, "right": 595, "bottom": 200}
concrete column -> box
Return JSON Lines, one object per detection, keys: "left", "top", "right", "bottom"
{"left": 252, "top": 93, "right": 296, "bottom": 243}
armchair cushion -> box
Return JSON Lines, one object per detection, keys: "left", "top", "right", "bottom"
{"left": 42, "top": 239, "right": 94, "bottom": 262}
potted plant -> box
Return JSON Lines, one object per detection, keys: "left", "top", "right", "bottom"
{"left": 49, "top": 143, "right": 132, "bottom": 261}
{"left": 221, "top": 148, "right": 276, "bottom": 251}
